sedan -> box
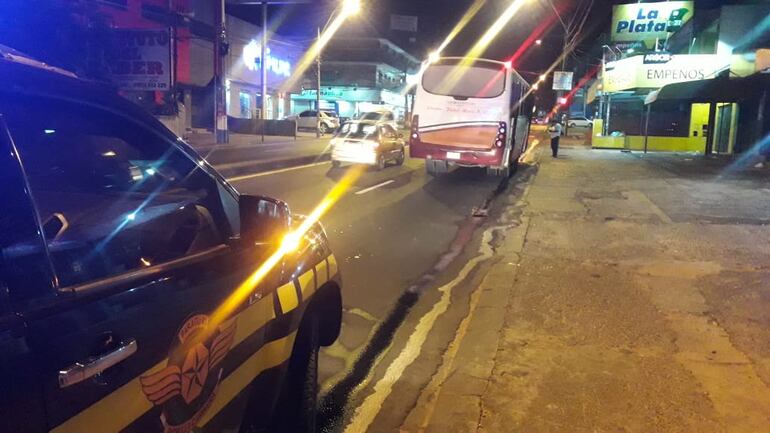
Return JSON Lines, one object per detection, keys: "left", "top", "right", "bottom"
{"left": 330, "top": 120, "right": 406, "bottom": 170}
{"left": 286, "top": 110, "right": 340, "bottom": 134}
{"left": 567, "top": 116, "right": 593, "bottom": 128}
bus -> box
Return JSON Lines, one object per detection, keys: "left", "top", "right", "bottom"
{"left": 409, "top": 57, "right": 532, "bottom": 177}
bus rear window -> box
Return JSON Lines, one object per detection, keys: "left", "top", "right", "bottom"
{"left": 422, "top": 63, "right": 506, "bottom": 98}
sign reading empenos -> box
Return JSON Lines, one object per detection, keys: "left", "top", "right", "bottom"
{"left": 602, "top": 54, "right": 729, "bottom": 92}
{"left": 611, "top": 1, "right": 693, "bottom": 43}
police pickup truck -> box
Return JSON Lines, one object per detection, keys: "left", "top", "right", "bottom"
{"left": 0, "top": 48, "right": 342, "bottom": 433}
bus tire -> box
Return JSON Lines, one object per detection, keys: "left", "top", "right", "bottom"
{"left": 486, "top": 166, "right": 510, "bottom": 178}
{"left": 425, "top": 159, "right": 447, "bottom": 176}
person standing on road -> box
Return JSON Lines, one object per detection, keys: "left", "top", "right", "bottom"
{"left": 548, "top": 120, "right": 563, "bottom": 158}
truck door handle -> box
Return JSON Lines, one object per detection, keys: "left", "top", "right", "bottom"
{"left": 58, "top": 338, "right": 137, "bottom": 388}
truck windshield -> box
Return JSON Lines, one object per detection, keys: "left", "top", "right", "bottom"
{"left": 422, "top": 62, "right": 506, "bottom": 98}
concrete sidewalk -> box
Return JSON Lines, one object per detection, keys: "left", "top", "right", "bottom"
{"left": 185, "top": 131, "right": 319, "bottom": 151}
{"left": 184, "top": 131, "right": 331, "bottom": 177}
{"left": 403, "top": 137, "right": 770, "bottom": 432}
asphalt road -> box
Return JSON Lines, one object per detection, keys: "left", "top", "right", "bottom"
{"left": 224, "top": 144, "right": 514, "bottom": 429}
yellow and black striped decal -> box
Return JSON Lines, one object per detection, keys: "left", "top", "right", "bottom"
{"left": 51, "top": 254, "right": 338, "bottom": 433}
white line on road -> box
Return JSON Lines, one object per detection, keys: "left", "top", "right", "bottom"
{"left": 226, "top": 161, "right": 330, "bottom": 182}
{"left": 354, "top": 179, "right": 395, "bottom": 195}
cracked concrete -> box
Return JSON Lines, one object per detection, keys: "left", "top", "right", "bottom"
{"left": 398, "top": 137, "right": 770, "bottom": 433}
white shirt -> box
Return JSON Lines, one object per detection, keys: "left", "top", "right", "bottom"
{"left": 548, "top": 123, "right": 562, "bottom": 138}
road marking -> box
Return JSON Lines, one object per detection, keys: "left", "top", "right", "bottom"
{"left": 354, "top": 179, "right": 394, "bottom": 195}
{"left": 415, "top": 277, "right": 484, "bottom": 432}
{"left": 226, "top": 161, "right": 330, "bottom": 182}
{"left": 343, "top": 227, "right": 497, "bottom": 433}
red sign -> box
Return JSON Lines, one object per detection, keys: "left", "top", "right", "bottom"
{"left": 109, "top": 29, "right": 173, "bottom": 91}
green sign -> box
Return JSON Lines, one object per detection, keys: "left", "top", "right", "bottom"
{"left": 611, "top": 1, "right": 693, "bottom": 45}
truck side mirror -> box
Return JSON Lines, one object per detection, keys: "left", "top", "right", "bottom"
{"left": 239, "top": 195, "right": 291, "bottom": 245}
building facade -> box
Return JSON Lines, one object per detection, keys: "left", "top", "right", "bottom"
{"left": 85, "top": 0, "right": 306, "bottom": 135}
{"left": 593, "top": 1, "right": 770, "bottom": 154}
{"left": 290, "top": 37, "right": 420, "bottom": 122}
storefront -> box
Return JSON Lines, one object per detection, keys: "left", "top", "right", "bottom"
{"left": 290, "top": 86, "right": 411, "bottom": 121}
{"left": 646, "top": 73, "right": 770, "bottom": 155}
{"left": 593, "top": 53, "right": 730, "bottom": 152}
{"left": 224, "top": 17, "right": 303, "bottom": 121}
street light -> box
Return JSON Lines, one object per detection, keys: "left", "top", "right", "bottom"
{"left": 535, "top": 39, "right": 542, "bottom": 45}
{"left": 428, "top": 51, "right": 441, "bottom": 64}
{"left": 533, "top": 83, "right": 539, "bottom": 90}
{"left": 315, "top": 0, "right": 361, "bottom": 137}
{"left": 341, "top": 0, "right": 361, "bottom": 17}
{"left": 539, "top": 73, "right": 546, "bottom": 82}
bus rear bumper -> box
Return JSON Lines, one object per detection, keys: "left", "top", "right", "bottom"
{"left": 409, "top": 140, "right": 504, "bottom": 168}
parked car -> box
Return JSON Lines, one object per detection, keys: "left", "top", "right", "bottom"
{"left": 567, "top": 116, "right": 593, "bottom": 128}
{"left": 287, "top": 110, "right": 340, "bottom": 134}
{"left": 330, "top": 120, "right": 406, "bottom": 170}
{"left": 357, "top": 109, "right": 398, "bottom": 129}
{"left": 0, "top": 48, "right": 342, "bottom": 433}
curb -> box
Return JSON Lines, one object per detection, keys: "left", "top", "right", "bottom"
{"left": 213, "top": 152, "right": 331, "bottom": 178}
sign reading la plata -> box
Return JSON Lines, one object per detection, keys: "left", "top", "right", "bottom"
{"left": 611, "top": 1, "right": 693, "bottom": 45}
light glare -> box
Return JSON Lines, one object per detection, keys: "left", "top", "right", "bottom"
{"left": 342, "top": 0, "right": 361, "bottom": 17}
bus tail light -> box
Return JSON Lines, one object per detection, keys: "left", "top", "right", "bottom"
{"left": 495, "top": 121, "right": 506, "bottom": 147}
{"left": 410, "top": 115, "right": 420, "bottom": 142}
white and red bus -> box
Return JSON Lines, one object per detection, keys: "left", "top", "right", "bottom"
{"left": 410, "top": 57, "right": 532, "bottom": 176}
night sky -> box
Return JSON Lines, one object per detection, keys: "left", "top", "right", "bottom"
{"left": 228, "top": 0, "right": 613, "bottom": 76}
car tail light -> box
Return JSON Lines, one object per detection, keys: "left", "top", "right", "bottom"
{"left": 495, "top": 121, "right": 506, "bottom": 147}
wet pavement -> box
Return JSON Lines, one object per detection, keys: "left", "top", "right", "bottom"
{"left": 227, "top": 127, "right": 770, "bottom": 432}
{"left": 225, "top": 142, "right": 512, "bottom": 431}
{"left": 380, "top": 132, "right": 770, "bottom": 433}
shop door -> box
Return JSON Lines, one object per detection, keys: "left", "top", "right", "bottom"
{"left": 715, "top": 103, "right": 733, "bottom": 154}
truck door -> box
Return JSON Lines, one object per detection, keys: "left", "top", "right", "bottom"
{"left": 1, "top": 94, "right": 289, "bottom": 433}
{"left": 0, "top": 115, "right": 54, "bottom": 433}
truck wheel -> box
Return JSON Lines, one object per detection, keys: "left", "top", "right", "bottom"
{"left": 425, "top": 163, "right": 437, "bottom": 176}
{"left": 271, "top": 315, "right": 319, "bottom": 433}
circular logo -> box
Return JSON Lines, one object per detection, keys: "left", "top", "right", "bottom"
{"left": 140, "top": 314, "right": 236, "bottom": 433}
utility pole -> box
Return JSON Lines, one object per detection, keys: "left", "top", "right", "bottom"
{"left": 316, "top": 26, "right": 322, "bottom": 138}
{"left": 561, "top": 31, "right": 570, "bottom": 136}
{"left": 213, "top": 0, "right": 228, "bottom": 143}
{"left": 261, "top": 1, "right": 268, "bottom": 142}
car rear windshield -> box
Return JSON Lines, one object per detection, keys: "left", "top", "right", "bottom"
{"left": 337, "top": 123, "right": 378, "bottom": 138}
{"left": 422, "top": 61, "right": 506, "bottom": 98}
{"left": 360, "top": 112, "right": 392, "bottom": 121}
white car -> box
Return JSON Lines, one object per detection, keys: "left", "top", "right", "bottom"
{"left": 567, "top": 116, "right": 593, "bottom": 128}
{"left": 287, "top": 110, "right": 340, "bottom": 134}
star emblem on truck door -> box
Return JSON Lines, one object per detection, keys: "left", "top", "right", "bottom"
{"left": 140, "top": 314, "right": 236, "bottom": 433}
